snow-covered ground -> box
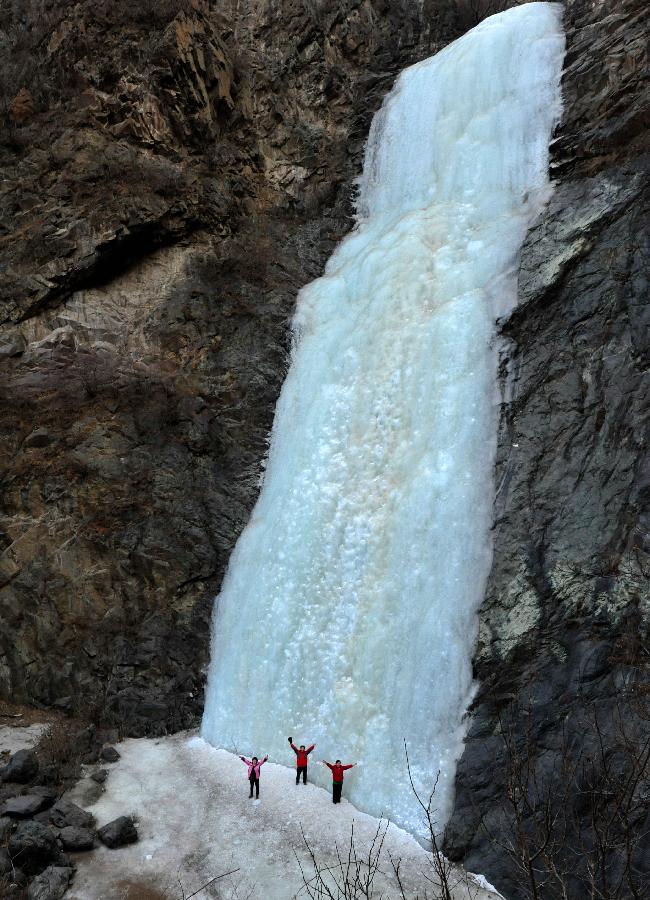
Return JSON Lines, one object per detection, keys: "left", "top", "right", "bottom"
{"left": 0, "top": 722, "right": 47, "bottom": 756}
{"left": 68, "top": 732, "right": 502, "bottom": 900}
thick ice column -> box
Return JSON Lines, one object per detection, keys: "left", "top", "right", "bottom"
{"left": 202, "top": 3, "right": 564, "bottom": 837}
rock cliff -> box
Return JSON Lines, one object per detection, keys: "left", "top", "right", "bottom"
{"left": 0, "top": 0, "right": 456, "bottom": 731}
{"left": 0, "top": 0, "right": 648, "bottom": 892}
{"left": 444, "top": 0, "right": 649, "bottom": 893}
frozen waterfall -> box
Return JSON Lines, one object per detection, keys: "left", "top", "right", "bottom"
{"left": 202, "top": 3, "right": 565, "bottom": 838}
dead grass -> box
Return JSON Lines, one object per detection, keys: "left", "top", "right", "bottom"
{"left": 0, "top": 700, "right": 63, "bottom": 729}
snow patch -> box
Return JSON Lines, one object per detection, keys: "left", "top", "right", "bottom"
{"left": 68, "top": 732, "right": 503, "bottom": 900}
{"left": 0, "top": 723, "right": 47, "bottom": 756}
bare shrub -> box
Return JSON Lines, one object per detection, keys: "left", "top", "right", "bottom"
{"left": 397, "top": 743, "right": 481, "bottom": 900}
{"left": 478, "top": 681, "right": 650, "bottom": 900}
{"left": 34, "top": 719, "right": 84, "bottom": 785}
{"left": 295, "top": 819, "right": 388, "bottom": 899}
{"left": 294, "top": 748, "right": 482, "bottom": 900}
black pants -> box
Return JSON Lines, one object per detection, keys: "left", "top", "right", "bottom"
{"left": 332, "top": 782, "right": 343, "bottom": 804}
{"left": 296, "top": 765, "right": 307, "bottom": 784}
{"left": 249, "top": 775, "right": 259, "bottom": 798}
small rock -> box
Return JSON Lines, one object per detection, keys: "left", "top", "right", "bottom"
{"left": 1, "top": 794, "right": 49, "bottom": 817}
{"left": 8, "top": 821, "right": 69, "bottom": 876}
{"left": 97, "top": 815, "right": 137, "bottom": 848}
{"left": 2, "top": 750, "right": 38, "bottom": 784}
{"left": 49, "top": 799, "right": 94, "bottom": 829}
{"left": 27, "top": 865, "right": 71, "bottom": 900}
{"left": 90, "top": 769, "right": 108, "bottom": 784}
{"left": 59, "top": 825, "right": 94, "bottom": 851}
{"left": 99, "top": 745, "right": 120, "bottom": 763}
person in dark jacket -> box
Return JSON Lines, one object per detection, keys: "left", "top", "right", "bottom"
{"left": 239, "top": 754, "right": 268, "bottom": 799}
{"left": 322, "top": 758, "right": 355, "bottom": 804}
{"left": 288, "top": 736, "right": 316, "bottom": 784}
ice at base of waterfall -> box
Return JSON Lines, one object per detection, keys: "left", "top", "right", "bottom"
{"left": 67, "top": 732, "right": 504, "bottom": 900}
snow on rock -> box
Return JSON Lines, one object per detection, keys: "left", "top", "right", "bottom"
{"left": 68, "top": 732, "right": 502, "bottom": 899}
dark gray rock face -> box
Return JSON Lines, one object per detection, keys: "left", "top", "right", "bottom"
{"left": 1, "top": 751, "right": 39, "bottom": 784}
{"left": 26, "top": 866, "right": 71, "bottom": 900}
{"left": 444, "top": 0, "right": 650, "bottom": 895}
{"left": 97, "top": 815, "right": 137, "bottom": 849}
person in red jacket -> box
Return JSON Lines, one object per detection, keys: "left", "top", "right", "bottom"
{"left": 288, "top": 736, "right": 316, "bottom": 784}
{"left": 322, "top": 758, "right": 355, "bottom": 804}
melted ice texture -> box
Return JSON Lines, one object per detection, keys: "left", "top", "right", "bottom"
{"left": 202, "top": 3, "right": 565, "bottom": 838}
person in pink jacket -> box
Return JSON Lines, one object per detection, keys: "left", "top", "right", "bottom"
{"left": 239, "top": 754, "right": 268, "bottom": 799}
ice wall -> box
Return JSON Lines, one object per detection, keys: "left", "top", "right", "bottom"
{"left": 202, "top": 3, "right": 564, "bottom": 838}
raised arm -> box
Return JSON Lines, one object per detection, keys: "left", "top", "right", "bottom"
{"left": 323, "top": 761, "right": 333, "bottom": 770}
{"left": 240, "top": 756, "right": 252, "bottom": 766}
{"left": 259, "top": 756, "right": 268, "bottom": 766}
{"left": 290, "top": 743, "right": 299, "bottom": 755}
{"left": 342, "top": 764, "right": 355, "bottom": 771}
{"left": 306, "top": 744, "right": 316, "bottom": 755}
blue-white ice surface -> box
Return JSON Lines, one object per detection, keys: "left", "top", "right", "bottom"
{"left": 202, "top": 3, "right": 565, "bottom": 838}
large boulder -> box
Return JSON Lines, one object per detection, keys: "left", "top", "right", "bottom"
{"left": 97, "top": 815, "right": 137, "bottom": 848}
{"left": 48, "top": 799, "right": 94, "bottom": 829}
{"left": 58, "top": 825, "right": 94, "bottom": 851}
{"left": 2, "top": 750, "right": 38, "bottom": 784}
{"left": 1, "top": 794, "right": 49, "bottom": 817}
{"left": 8, "top": 821, "right": 70, "bottom": 876}
{"left": 26, "top": 865, "right": 71, "bottom": 900}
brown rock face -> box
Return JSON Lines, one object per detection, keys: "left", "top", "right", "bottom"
{"left": 0, "top": 0, "right": 457, "bottom": 731}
